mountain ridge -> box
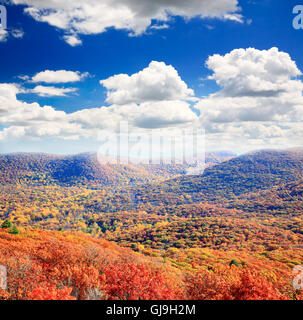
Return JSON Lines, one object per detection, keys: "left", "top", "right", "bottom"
{"left": 128, "top": 149, "right": 303, "bottom": 208}
{"left": 0, "top": 151, "right": 236, "bottom": 187}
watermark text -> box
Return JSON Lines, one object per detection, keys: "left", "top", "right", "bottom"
{"left": 0, "top": 5, "right": 7, "bottom": 30}
{"left": 0, "top": 265, "right": 7, "bottom": 290}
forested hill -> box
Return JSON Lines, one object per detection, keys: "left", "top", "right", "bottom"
{"left": 0, "top": 153, "right": 152, "bottom": 186}
{"left": 227, "top": 178, "right": 303, "bottom": 216}
{"left": 131, "top": 149, "right": 303, "bottom": 206}
{"left": 186, "top": 149, "right": 303, "bottom": 196}
{"left": 0, "top": 151, "right": 235, "bottom": 187}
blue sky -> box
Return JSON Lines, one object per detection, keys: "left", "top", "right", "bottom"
{"left": 0, "top": 0, "right": 303, "bottom": 154}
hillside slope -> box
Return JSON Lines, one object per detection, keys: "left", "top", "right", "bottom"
{"left": 130, "top": 149, "right": 303, "bottom": 206}
{"left": 228, "top": 178, "right": 303, "bottom": 217}
{"left": 0, "top": 227, "right": 300, "bottom": 300}
{"left": 0, "top": 153, "right": 179, "bottom": 187}
{"left": 0, "top": 152, "right": 235, "bottom": 187}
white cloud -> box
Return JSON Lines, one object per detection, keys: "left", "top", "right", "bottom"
{"left": 0, "top": 29, "right": 8, "bottom": 42}
{"left": 11, "top": 0, "right": 243, "bottom": 45}
{"left": 0, "top": 83, "right": 67, "bottom": 127}
{"left": 223, "top": 13, "right": 243, "bottom": 23}
{"left": 11, "top": 29, "right": 24, "bottom": 39}
{"left": 70, "top": 100, "right": 198, "bottom": 130}
{"left": 1, "top": 54, "right": 303, "bottom": 153}
{"left": 191, "top": 47, "right": 303, "bottom": 152}
{"left": 204, "top": 122, "right": 303, "bottom": 153}
{"left": 0, "top": 28, "right": 24, "bottom": 42}
{"left": 0, "top": 122, "right": 83, "bottom": 141}
{"left": 18, "top": 75, "right": 30, "bottom": 81}
{"left": 0, "top": 62, "right": 197, "bottom": 141}
{"left": 206, "top": 47, "right": 301, "bottom": 98}
{"left": 0, "top": 83, "right": 82, "bottom": 141}
{"left": 132, "top": 100, "right": 198, "bottom": 128}
{"left": 100, "top": 61, "right": 195, "bottom": 105}
{"left": 0, "top": 83, "right": 20, "bottom": 100}
{"left": 63, "top": 34, "right": 82, "bottom": 47}
{"left": 196, "top": 47, "right": 303, "bottom": 123}
{"left": 30, "top": 85, "right": 78, "bottom": 97}
{"left": 31, "top": 70, "right": 88, "bottom": 83}
{"left": 150, "top": 24, "right": 169, "bottom": 30}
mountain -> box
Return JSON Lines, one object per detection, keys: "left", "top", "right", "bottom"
{"left": 0, "top": 152, "right": 176, "bottom": 187}
{"left": 228, "top": 178, "right": 303, "bottom": 217}
{"left": 205, "top": 151, "right": 236, "bottom": 164}
{"left": 1, "top": 148, "right": 303, "bottom": 301}
{"left": 186, "top": 149, "right": 303, "bottom": 196}
{"left": 130, "top": 149, "right": 303, "bottom": 207}
{"left": 0, "top": 151, "right": 236, "bottom": 187}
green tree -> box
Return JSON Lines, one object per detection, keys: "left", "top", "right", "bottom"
{"left": 230, "top": 259, "right": 239, "bottom": 267}
{"left": 8, "top": 225, "right": 19, "bottom": 235}
{"left": 1, "top": 220, "right": 12, "bottom": 229}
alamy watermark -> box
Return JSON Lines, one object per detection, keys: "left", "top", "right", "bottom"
{"left": 0, "top": 5, "right": 7, "bottom": 30}
{"left": 97, "top": 122, "right": 206, "bottom": 175}
{"left": 293, "top": 5, "right": 303, "bottom": 29}
{"left": 0, "top": 265, "right": 7, "bottom": 290}
{"left": 293, "top": 265, "right": 303, "bottom": 290}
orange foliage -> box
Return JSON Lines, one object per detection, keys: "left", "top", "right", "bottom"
{"left": 27, "top": 282, "right": 76, "bottom": 300}
{"left": 0, "top": 229, "right": 180, "bottom": 300}
{"left": 102, "top": 263, "right": 181, "bottom": 300}
{"left": 185, "top": 267, "right": 288, "bottom": 300}
{"left": 0, "top": 227, "right": 301, "bottom": 300}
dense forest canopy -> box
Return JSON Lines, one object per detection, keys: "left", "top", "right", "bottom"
{"left": 1, "top": 149, "right": 303, "bottom": 300}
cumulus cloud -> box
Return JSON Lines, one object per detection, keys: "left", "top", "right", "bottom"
{"left": 100, "top": 61, "right": 195, "bottom": 105}
{"left": 10, "top": 0, "right": 243, "bottom": 45}
{"left": 70, "top": 101, "right": 198, "bottom": 131}
{"left": 0, "top": 83, "right": 66, "bottom": 126}
{"left": 0, "top": 62, "right": 198, "bottom": 141}
{"left": 1, "top": 53, "right": 303, "bottom": 153}
{"left": 206, "top": 47, "right": 301, "bottom": 98}
{"left": 0, "top": 122, "right": 83, "bottom": 141}
{"left": 196, "top": 47, "right": 303, "bottom": 124}
{"left": 31, "top": 70, "right": 88, "bottom": 83}
{"left": 0, "top": 83, "right": 83, "bottom": 141}
{"left": 30, "top": 85, "right": 78, "bottom": 97}
{"left": 204, "top": 122, "right": 303, "bottom": 152}
{"left": 133, "top": 101, "right": 198, "bottom": 128}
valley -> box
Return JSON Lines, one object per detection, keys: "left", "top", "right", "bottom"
{"left": 1, "top": 148, "right": 303, "bottom": 300}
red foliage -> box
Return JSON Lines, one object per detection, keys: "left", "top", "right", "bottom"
{"left": 229, "top": 268, "right": 288, "bottom": 300}
{"left": 185, "top": 267, "right": 288, "bottom": 300}
{"left": 0, "top": 229, "right": 299, "bottom": 300}
{"left": 102, "top": 263, "right": 180, "bottom": 300}
{"left": 27, "top": 283, "right": 76, "bottom": 300}
{"left": 0, "top": 229, "right": 181, "bottom": 300}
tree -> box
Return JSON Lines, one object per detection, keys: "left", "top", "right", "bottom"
{"left": 230, "top": 259, "right": 239, "bottom": 267}
{"left": 185, "top": 267, "right": 288, "bottom": 300}
{"left": 27, "top": 283, "right": 76, "bottom": 300}
{"left": 8, "top": 226, "right": 19, "bottom": 235}
{"left": 102, "top": 263, "right": 181, "bottom": 300}
{"left": 1, "top": 220, "right": 12, "bottom": 229}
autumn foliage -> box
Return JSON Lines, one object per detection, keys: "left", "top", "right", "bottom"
{"left": 102, "top": 263, "right": 181, "bottom": 300}
{"left": 27, "top": 283, "right": 75, "bottom": 300}
{"left": 0, "top": 227, "right": 301, "bottom": 300}
{"left": 185, "top": 267, "right": 288, "bottom": 300}
{"left": 0, "top": 228, "right": 181, "bottom": 300}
